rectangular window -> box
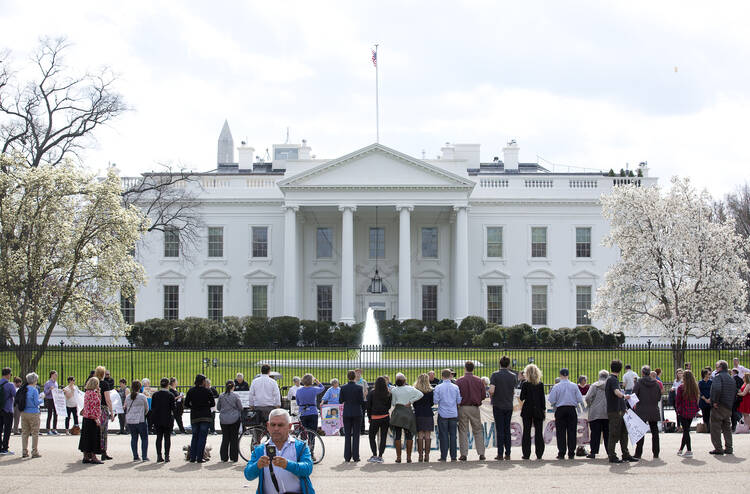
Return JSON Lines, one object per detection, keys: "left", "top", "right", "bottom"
{"left": 252, "top": 226, "right": 268, "bottom": 258}
{"left": 369, "top": 227, "right": 385, "bottom": 259}
{"left": 316, "top": 227, "right": 333, "bottom": 259}
{"left": 317, "top": 285, "right": 333, "bottom": 322}
{"left": 531, "top": 227, "right": 547, "bottom": 258}
{"left": 576, "top": 227, "right": 591, "bottom": 258}
{"left": 208, "top": 227, "right": 224, "bottom": 258}
{"left": 120, "top": 294, "right": 135, "bottom": 325}
{"left": 422, "top": 285, "right": 438, "bottom": 322}
{"left": 421, "top": 227, "right": 438, "bottom": 258}
{"left": 163, "top": 285, "right": 179, "bottom": 320}
{"left": 208, "top": 285, "right": 223, "bottom": 322}
{"left": 531, "top": 285, "right": 547, "bottom": 326}
{"left": 576, "top": 285, "right": 592, "bottom": 325}
{"left": 486, "top": 227, "right": 503, "bottom": 258}
{"left": 252, "top": 285, "right": 268, "bottom": 318}
{"left": 164, "top": 228, "right": 179, "bottom": 258}
{"left": 487, "top": 285, "right": 503, "bottom": 324}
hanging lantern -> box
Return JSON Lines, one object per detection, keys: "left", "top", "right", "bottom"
{"left": 368, "top": 206, "right": 387, "bottom": 293}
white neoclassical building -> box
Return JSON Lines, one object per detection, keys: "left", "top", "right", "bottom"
{"left": 124, "top": 121, "right": 656, "bottom": 329}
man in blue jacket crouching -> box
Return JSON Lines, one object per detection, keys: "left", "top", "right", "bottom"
{"left": 244, "top": 408, "right": 315, "bottom": 494}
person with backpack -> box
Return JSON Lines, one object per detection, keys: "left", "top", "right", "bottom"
{"left": 1, "top": 367, "right": 17, "bottom": 455}
{"left": 19, "top": 372, "right": 44, "bottom": 458}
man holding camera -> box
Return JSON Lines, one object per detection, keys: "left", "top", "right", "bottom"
{"left": 244, "top": 408, "right": 315, "bottom": 494}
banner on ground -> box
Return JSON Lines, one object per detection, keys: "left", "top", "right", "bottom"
{"left": 387, "top": 399, "right": 590, "bottom": 449}
{"left": 235, "top": 391, "right": 251, "bottom": 408}
{"left": 109, "top": 389, "right": 124, "bottom": 415}
{"left": 51, "top": 388, "right": 67, "bottom": 416}
{"left": 320, "top": 404, "right": 343, "bottom": 436}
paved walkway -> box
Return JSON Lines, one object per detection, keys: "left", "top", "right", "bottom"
{"left": 0, "top": 431, "right": 747, "bottom": 493}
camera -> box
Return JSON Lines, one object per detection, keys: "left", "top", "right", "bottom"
{"left": 266, "top": 444, "right": 277, "bottom": 459}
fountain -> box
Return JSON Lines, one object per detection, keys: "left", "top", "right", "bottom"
{"left": 360, "top": 307, "right": 382, "bottom": 365}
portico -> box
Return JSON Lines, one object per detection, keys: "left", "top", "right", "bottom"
{"left": 277, "top": 143, "right": 475, "bottom": 324}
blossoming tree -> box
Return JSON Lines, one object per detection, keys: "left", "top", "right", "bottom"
{"left": 590, "top": 177, "right": 749, "bottom": 369}
{"left": 0, "top": 155, "right": 148, "bottom": 376}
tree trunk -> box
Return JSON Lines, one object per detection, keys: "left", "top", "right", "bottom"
{"left": 13, "top": 345, "right": 34, "bottom": 382}
{"left": 671, "top": 341, "right": 687, "bottom": 377}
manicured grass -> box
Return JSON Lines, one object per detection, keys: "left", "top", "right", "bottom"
{"left": 2, "top": 346, "right": 746, "bottom": 391}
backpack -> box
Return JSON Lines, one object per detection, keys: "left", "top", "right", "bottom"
{"left": 15, "top": 384, "right": 28, "bottom": 411}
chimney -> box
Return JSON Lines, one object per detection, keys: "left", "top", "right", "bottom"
{"left": 502, "top": 139, "right": 519, "bottom": 171}
{"left": 299, "top": 139, "right": 312, "bottom": 160}
{"left": 440, "top": 142, "right": 455, "bottom": 160}
{"left": 238, "top": 141, "right": 255, "bottom": 170}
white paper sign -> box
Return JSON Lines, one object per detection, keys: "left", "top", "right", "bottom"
{"left": 627, "top": 394, "right": 640, "bottom": 408}
{"left": 236, "top": 391, "right": 251, "bottom": 408}
{"left": 51, "top": 388, "right": 67, "bottom": 416}
{"left": 623, "top": 409, "right": 649, "bottom": 445}
{"left": 109, "top": 389, "right": 124, "bottom": 415}
{"left": 75, "top": 389, "right": 85, "bottom": 411}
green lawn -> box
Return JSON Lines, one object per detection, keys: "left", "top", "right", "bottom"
{"left": 2, "top": 346, "right": 746, "bottom": 391}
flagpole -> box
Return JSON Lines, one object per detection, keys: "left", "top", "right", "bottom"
{"left": 374, "top": 44, "right": 379, "bottom": 143}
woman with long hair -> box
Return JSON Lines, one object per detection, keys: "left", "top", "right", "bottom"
{"left": 217, "top": 380, "right": 244, "bottom": 462}
{"left": 389, "top": 373, "right": 423, "bottom": 463}
{"left": 412, "top": 373, "right": 434, "bottom": 462}
{"left": 79, "top": 377, "right": 103, "bottom": 464}
{"left": 675, "top": 370, "right": 700, "bottom": 457}
{"left": 124, "top": 380, "right": 150, "bottom": 461}
{"left": 366, "top": 376, "right": 392, "bottom": 463}
{"left": 519, "top": 364, "right": 546, "bottom": 460}
{"left": 698, "top": 369, "right": 713, "bottom": 433}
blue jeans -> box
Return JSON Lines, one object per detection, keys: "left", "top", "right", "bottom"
{"left": 128, "top": 422, "right": 148, "bottom": 459}
{"left": 493, "top": 407, "right": 513, "bottom": 456}
{"left": 190, "top": 421, "right": 210, "bottom": 461}
{"left": 437, "top": 415, "right": 458, "bottom": 460}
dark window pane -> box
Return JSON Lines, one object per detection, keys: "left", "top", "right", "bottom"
{"left": 252, "top": 227, "right": 268, "bottom": 257}
{"left": 531, "top": 227, "right": 547, "bottom": 258}
{"left": 369, "top": 227, "right": 385, "bottom": 259}
{"left": 531, "top": 285, "right": 547, "bottom": 325}
{"left": 421, "top": 227, "right": 438, "bottom": 258}
{"left": 576, "top": 285, "right": 592, "bottom": 325}
{"left": 487, "top": 285, "right": 502, "bottom": 324}
{"left": 208, "top": 285, "right": 223, "bottom": 322}
{"left": 252, "top": 285, "right": 268, "bottom": 318}
{"left": 316, "top": 228, "right": 333, "bottom": 259}
{"left": 422, "top": 285, "right": 438, "bottom": 322}
{"left": 120, "top": 294, "right": 135, "bottom": 325}
{"left": 164, "top": 228, "right": 179, "bottom": 257}
{"left": 487, "top": 227, "right": 503, "bottom": 258}
{"left": 317, "top": 285, "right": 333, "bottom": 322}
{"left": 163, "top": 285, "right": 179, "bottom": 320}
{"left": 208, "top": 227, "right": 224, "bottom": 257}
{"left": 576, "top": 227, "right": 591, "bottom": 258}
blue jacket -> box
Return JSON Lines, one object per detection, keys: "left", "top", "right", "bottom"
{"left": 244, "top": 438, "right": 315, "bottom": 494}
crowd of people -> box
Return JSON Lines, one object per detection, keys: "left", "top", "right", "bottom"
{"left": 0, "top": 354, "right": 749, "bottom": 486}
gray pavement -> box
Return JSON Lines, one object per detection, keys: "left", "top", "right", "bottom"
{"left": 0, "top": 430, "right": 747, "bottom": 493}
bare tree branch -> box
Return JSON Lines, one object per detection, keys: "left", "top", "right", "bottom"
{"left": 0, "top": 36, "right": 128, "bottom": 170}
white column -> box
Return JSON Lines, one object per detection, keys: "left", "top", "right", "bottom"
{"left": 339, "top": 205, "right": 356, "bottom": 324}
{"left": 454, "top": 205, "right": 469, "bottom": 323}
{"left": 396, "top": 205, "right": 413, "bottom": 321}
{"left": 283, "top": 205, "right": 298, "bottom": 317}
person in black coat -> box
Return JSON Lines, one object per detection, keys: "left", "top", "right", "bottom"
{"left": 184, "top": 374, "right": 215, "bottom": 463}
{"left": 519, "top": 364, "right": 546, "bottom": 460}
{"left": 339, "top": 370, "right": 366, "bottom": 462}
{"left": 150, "top": 378, "right": 176, "bottom": 462}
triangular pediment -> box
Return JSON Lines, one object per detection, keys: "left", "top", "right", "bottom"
{"left": 278, "top": 143, "right": 475, "bottom": 190}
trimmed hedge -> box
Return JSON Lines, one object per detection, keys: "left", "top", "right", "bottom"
{"left": 126, "top": 315, "right": 624, "bottom": 348}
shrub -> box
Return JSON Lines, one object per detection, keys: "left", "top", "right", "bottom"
{"left": 221, "top": 317, "right": 245, "bottom": 346}
{"left": 179, "top": 317, "right": 224, "bottom": 347}
{"left": 243, "top": 317, "right": 271, "bottom": 347}
{"left": 459, "top": 316, "right": 487, "bottom": 335}
{"left": 268, "top": 316, "right": 301, "bottom": 346}
{"left": 331, "top": 322, "right": 362, "bottom": 346}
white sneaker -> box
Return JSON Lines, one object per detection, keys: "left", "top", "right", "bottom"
{"left": 376, "top": 456, "right": 384, "bottom": 463}
{"left": 677, "top": 450, "right": 683, "bottom": 456}
{"left": 367, "top": 456, "right": 378, "bottom": 463}
{"left": 683, "top": 451, "right": 693, "bottom": 458}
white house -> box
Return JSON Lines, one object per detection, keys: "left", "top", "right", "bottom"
{"left": 123, "top": 121, "right": 656, "bottom": 330}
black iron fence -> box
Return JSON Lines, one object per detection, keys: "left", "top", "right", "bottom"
{"left": 2, "top": 343, "right": 748, "bottom": 391}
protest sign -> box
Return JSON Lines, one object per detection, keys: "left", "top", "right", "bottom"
{"left": 320, "top": 404, "right": 343, "bottom": 436}
{"left": 109, "top": 389, "right": 124, "bottom": 414}
{"left": 623, "top": 408, "right": 649, "bottom": 445}
{"left": 52, "top": 388, "right": 67, "bottom": 416}
{"left": 236, "top": 391, "right": 251, "bottom": 408}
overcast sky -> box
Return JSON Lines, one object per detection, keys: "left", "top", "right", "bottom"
{"left": 2, "top": 1, "right": 749, "bottom": 197}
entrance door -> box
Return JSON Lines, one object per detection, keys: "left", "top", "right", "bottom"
{"left": 369, "top": 301, "right": 387, "bottom": 321}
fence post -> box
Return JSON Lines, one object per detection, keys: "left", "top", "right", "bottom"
{"left": 130, "top": 342, "right": 134, "bottom": 383}
{"left": 59, "top": 341, "right": 64, "bottom": 383}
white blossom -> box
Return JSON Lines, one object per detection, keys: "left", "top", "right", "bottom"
{"left": 0, "top": 155, "right": 148, "bottom": 373}
{"left": 590, "top": 176, "right": 749, "bottom": 350}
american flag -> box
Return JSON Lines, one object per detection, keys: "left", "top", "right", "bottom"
{"left": 371, "top": 49, "right": 377, "bottom": 67}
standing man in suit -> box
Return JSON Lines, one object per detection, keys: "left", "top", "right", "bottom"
{"left": 339, "top": 370, "right": 366, "bottom": 462}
